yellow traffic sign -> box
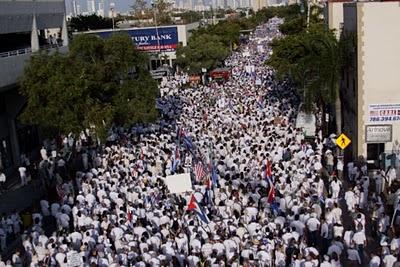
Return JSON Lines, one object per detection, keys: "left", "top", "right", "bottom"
{"left": 336, "top": 133, "right": 351, "bottom": 150}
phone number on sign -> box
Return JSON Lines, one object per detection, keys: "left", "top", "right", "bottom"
{"left": 370, "top": 116, "right": 400, "bottom": 122}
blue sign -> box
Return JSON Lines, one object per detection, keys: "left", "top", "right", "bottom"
{"left": 94, "top": 26, "right": 178, "bottom": 52}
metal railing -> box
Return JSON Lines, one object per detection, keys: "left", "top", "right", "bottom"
{"left": 0, "top": 48, "right": 32, "bottom": 58}
{"left": 0, "top": 44, "right": 63, "bottom": 58}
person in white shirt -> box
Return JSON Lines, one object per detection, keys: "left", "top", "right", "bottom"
{"left": 40, "top": 147, "right": 48, "bottom": 161}
{"left": 369, "top": 252, "right": 381, "bottom": 267}
{"left": 306, "top": 214, "right": 320, "bottom": 247}
{"left": 383, "top": 252, "right": 397, "bottom": 267}
{"left": 0, "top": 172, "right": 5, "bottom": 192}
{"left": 352, "top": 229, "right": 366, "bottom": 265}
{"left": 18, "top": 166, "right": 27, "bottom": 186}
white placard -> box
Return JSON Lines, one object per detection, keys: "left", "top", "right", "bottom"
{"left": 67, "top": 252, "right": 82, "bottom": 267}
{"left": 368, "top": 103, "right": 400, "bottom": 123}
{"left": 166, "top": 173, "right": 193, "bottom": 194}
{"left": 365, "top": 125, "right": 392, "bottom": 143}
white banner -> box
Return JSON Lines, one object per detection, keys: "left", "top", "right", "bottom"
{"left": 166, "top": 173, "right": 193, "bottom": 194}
{"left": 365, "top": 125, "right": 392, "bottom": 143}
{"left": 368, "top": 103, "right": 400, "bottom": 123}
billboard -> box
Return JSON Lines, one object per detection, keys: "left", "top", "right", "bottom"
{"left": 368, "top": 103, "right": 400, "bottom": 123}
{"left": 94, "top": 26, "right": 178, "bottom": 52}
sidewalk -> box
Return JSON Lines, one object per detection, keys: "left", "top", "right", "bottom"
{"left": 0, "top": 180, "right": 44, "bottom": 215}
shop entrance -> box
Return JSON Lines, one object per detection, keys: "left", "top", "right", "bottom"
{"left": 367, "top": 143, "right": 385, "bottom": 169}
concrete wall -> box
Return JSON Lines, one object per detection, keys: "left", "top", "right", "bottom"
{"left": 357, "top": 2, "right": 400, "bottom": 156}
{"left": 0, "top": 46, "right": 69, "bottom": 91}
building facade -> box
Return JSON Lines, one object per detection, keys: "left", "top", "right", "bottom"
{"left": 341, "top": 2, "right": 400, "bottom": 169}
{"left": 0, "top": 0, "right": 68, "bottom": 174}
{"left": 325, "top": 0, "right": 351, "bottom": 39}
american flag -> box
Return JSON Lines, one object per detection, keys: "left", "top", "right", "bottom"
{"left": 195, "top": 162, "right": 206, "bottom": 182}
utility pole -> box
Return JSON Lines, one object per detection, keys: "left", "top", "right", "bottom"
{"left": 151, "top": 1, "right": 162, "bottom": 66}
{"left": 306, "top": 0, "right": 310, "bottom": 29}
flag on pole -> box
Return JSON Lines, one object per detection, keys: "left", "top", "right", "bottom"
{"left": 187, "top": 194, "right": 210, "bottom": 224}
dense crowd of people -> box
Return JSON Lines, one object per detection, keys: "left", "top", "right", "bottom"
{"left": 1, "top": 17, "right": 400, "bottom": 267}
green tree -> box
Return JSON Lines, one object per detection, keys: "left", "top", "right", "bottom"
{"left": 267, "top": 25, "right": 341, "bottom": 129}
{"left": 176, "top": 34, "right": 229, "bottom": 74}
{"left": 69, "top": 14, "right": 113, "bottom": 32}
{"left": 19, "top": 34, "right": 158, "bottom": 139}
{"left": 152, "top": 0, "right": 173, "bottom": 25}
{"left": 131, "top": 0, "right": 151, "bottom": 21}
{"left": 279, "top": 16, "right": 306, "bottom": 35}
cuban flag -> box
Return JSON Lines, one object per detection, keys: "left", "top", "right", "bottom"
{"left": 263, "top": 160, "right": 272, "bottom": 181}
{"left": 187, "top": 194, "right": 210, "bottom": 224}
{"left": 264, "top": 160, "right": 275, "bottom": 204}
{"left": 267, "top": 183, "right": 276, "bottom": 204}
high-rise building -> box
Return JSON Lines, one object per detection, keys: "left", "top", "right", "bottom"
{"left": 72, "top": 0, "right": 79, "bottom": 16}
{"left": 87, "top": 0, "right": 96, "bottom": 14}
{"left": 97, "top": 0, "right": 105, "bottom": 17}
{"left": 251, "top": 0, "right": 267, "bottom": 11}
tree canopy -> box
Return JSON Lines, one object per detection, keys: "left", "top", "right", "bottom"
{"left": 69, "top": 14, "right": 113, "bottom": 32}
{"left": 19, "top": 34, "right": 158, "bottom": 139}
{"left": 176, "top": 34, "right": 229, "bottom": 74}
{"left": 268, "top": 24, "right": 340, "bottom": 112}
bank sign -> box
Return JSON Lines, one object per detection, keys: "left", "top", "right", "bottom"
{"left": 94, "top": 26, "right": 178, "bottom": 52}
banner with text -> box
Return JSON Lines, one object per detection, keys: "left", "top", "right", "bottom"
{"left": 368, "top": 104, "right": 400, "bottom": 123}
{"left": 94, "top": 26, "right": 178, "bottom": 52}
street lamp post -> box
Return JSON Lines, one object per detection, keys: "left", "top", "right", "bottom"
{"left": 151, "top": 1, "right": 162, "bottom": 67}
{"left": 110, "top": 4, "right": 115, "bottom": 30}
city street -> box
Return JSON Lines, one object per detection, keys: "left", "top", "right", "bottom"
{"left": 1, "top": 13, "right": 399, "bottom": 267}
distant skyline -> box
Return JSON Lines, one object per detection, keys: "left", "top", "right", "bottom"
{"left": 66, "top": 0, "right": 136, "bottom": 15}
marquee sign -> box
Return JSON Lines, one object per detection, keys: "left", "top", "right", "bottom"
{"left": 365, "top": 125, "right": 392, "bottom": 143}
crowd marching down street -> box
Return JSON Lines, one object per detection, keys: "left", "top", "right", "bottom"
{"left": 2, "top": 17, "right": 400, "bottom": 267}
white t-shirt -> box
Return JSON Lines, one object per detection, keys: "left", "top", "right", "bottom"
{"left": 0, "top": 173, "right": 5, "bottom": 183}
{"left": 352, "top": 231, "right": 366, "bottom": 245}
{"left": 18, "top": 167, "right": 26, "bottom": 178}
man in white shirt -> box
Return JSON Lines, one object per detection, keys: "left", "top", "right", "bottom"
{"left": 306, "top": 214, "right": 320, "bottom": 247}
{"left": 18, "top": 166, "right": 27, "bottom": 186}
{"left": 0, "top": 172, "right": 5, "bottom": 192}
{"left": 383, "top": 252, "right": 397, "bottom": 267}
{"left": 352, "top": 229, "right": 366, "bottom": 265}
